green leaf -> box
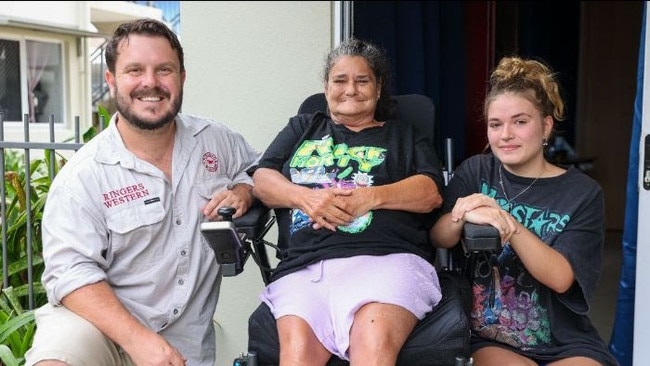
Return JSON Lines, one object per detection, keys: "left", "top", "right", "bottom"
{"left": 16, "top": 322, "right": 35, "bottom": 356}
{"left": 97, "top": 105, "right": 112, "bottom": 129}
{"left": 2, "top": 283, "right": 45, "bottom": 301}
{"left": 0, "top": 256, "right": 44, "bottom": 283}
{"left": 0, "top": 344, "right": 20, "bottom": 366}
{"left": 2, "top": 288, "right": 25, "bottom": 314}
{"left": 82, "top": 126, "right": 98, "bottom": 143}
{"left": 0, "top": 310, "right": 35, "bottom": 344}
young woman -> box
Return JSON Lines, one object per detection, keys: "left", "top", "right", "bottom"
{"left": 430, "top": 57, "right": 619, "bottom": 366}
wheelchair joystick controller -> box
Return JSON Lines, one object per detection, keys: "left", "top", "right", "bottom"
{"left": 200, "top": 206, "right": 245, "bottom": 276}
{"left": 219, "top": 206, "right": 236, "bottom": 221}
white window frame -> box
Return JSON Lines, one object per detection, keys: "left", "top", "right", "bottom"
{"left": 333, "top": 1, "right": 353, "bottom": 46}
{"left": 0, "top": 32, "right": 66, "bottom": 126}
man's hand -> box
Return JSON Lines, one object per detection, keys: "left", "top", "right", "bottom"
{"left": 61, "top": 282, "right": 187, "bottom": 366}
{"left": 124, "top": 328, "right": 186, "bottom": 366}
{"left": 202, "top": 183, "right": 254, "bottom": 220}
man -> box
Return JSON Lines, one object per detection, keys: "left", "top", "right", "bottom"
{"left": 25, "top": 18, "right": 260, "bottom": 366}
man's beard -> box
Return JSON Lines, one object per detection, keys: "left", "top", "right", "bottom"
{"left": 115, "top": 87, "right": 183, "bottom": 131}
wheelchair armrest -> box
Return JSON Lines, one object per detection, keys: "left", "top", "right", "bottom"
{"left": 461, "top": 222, "right": 501, "bottom": 253}
{"left": 233, "top": 200, "right": 272, "bottom": 240}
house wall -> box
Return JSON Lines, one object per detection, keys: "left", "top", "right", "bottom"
{"left": 0, "top": 2, "right": 90, "bottom": 29}
{"left": 180, "top": 2, "right": 333, "bottom": 364}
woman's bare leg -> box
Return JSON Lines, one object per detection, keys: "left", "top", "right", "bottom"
{"left": 277, "top": 315, "right": 332, "bottom": 366}
{"left": 348, "top": 302, "right": 418, "bottom": 366}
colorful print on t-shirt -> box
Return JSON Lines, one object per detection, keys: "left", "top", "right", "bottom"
{"left": 468, "top": 181, "right": 571, "bottom": 350}
{"left": 287, "top": 135, "right": 385, "bottom": 234}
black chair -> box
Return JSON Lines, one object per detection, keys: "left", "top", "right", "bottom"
{"left": 204, "top": 93, "right": 499, "bottom": 366}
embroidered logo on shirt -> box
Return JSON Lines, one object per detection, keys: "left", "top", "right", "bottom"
{"left": 202, "top": 152, "right": 219, "bottom": 172}
{"left": 103, "top": 183, "right": 150, "bottom": 208}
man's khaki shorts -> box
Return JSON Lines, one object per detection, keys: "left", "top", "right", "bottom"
{"left": 24, "top": 303, "right": 134, "bottom": 366}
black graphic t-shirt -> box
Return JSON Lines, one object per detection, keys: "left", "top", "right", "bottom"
{"left": 255, "top": 112, "right": 444, "bottom": 281}
{"left": 442, "top": 153, "right": 618, "bottom": 365}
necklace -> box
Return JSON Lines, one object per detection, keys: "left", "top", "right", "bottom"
{"left": 498, "top": 164, "right": 540, "bottom": 211}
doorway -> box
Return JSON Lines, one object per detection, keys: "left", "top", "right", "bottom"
{"left": 353, "top": 1, "right": 643, "bottom": 230}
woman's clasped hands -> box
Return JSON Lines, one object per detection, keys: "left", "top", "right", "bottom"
{"left": 302, "top": 186, "right": 374, "bottom": 231}
{"left": 450, "top": 193, "right": 519, "bottom": 244}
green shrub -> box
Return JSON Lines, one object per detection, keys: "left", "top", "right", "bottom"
{"left": 0, "top": 105, "right": 111, "bottom": 363}
{"left": 0, "top": 287, "right": 35, "bottom": 366}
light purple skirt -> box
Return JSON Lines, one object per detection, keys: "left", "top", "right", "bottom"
{"left": 259, "top": 253, "right": 442, "bottom": 360}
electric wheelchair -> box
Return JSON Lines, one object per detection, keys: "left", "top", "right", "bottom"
{"left": 203, "top": 93, "right": 500, "bottom": 366}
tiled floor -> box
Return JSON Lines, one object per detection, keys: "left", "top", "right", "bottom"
{"left": 591, "top": 230, "right": 624, "bottom": 343}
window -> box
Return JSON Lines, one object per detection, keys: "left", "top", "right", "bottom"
{"left": 0, "top": 39, "right": 20, "bottom": 122}
{"left": 0, "top": 37, "right": 64, "bottom": 123}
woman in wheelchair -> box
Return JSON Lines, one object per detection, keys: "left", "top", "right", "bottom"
{"left": 249, "top": 38, "right": 446, "bottom": 365}
{"left": 430, "top": 57, "right": 618, "bottom": 366}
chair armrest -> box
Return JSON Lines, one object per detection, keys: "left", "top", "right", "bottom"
{"left": 461, "top": 223, "right": 501, "bottom": 253}
{"left": 233, "top": 200, "right": 271, "bottom": 239}
{"left": 436, "top": 223, "right": 501, "bottom": 272}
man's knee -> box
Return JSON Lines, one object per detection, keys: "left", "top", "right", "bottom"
{"left": 25, "top": 304, "right": 130, "bottom": 366}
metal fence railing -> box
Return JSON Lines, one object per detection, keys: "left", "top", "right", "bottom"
{"left": 0, "top": 114, "right": 86, "bottom": 310}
